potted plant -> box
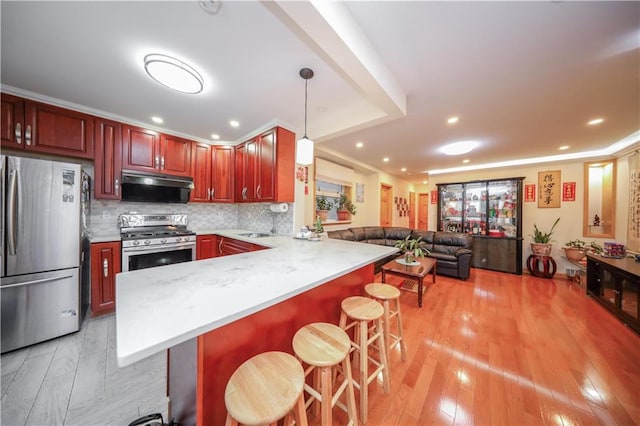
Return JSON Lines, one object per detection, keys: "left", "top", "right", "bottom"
{"left": 563, "top": 239, "right": 604, "bottom": 261}
{"left": 529, "top": 217, "right": 560, "bottom": 256}
{"left": 315, "top": 195, "right": 333, "bottom": 221}
{"left": 335, "top": 193, "right": 357, "bottom": 221}
{"left": 312, "top": 216, "right": 325, "bottom": 239}
{"left": 394, "top": 235, "right": 429, "bottom": 264}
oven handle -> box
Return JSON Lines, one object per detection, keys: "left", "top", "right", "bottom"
{"left": 122, "top": 242, "right": 196, "bottom": 254}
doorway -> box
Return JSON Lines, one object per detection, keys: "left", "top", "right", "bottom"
{"left": 418, "top": 193, "right": 429, "bottom": 230}
{"left": 380, "top": 184, "right": 392, "bottom": 226}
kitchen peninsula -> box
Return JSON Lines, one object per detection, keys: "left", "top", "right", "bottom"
{"left": 116, "top": 230, "right": 397, "bottom": 425}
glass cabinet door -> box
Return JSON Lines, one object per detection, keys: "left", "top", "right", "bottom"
{"left": 464, "top": 182, "right": 486, "bottom": 234}
{"left": 440, "top": 184, "right": 464, "bottom": 232}
{"left": 487, "top": 180, "right": 518, "bottom": 238}
{"left": 620, "top": 276, "right": 639, "bottom": 321}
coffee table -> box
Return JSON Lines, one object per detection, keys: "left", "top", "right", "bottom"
{"left": 381, "top": 257, "right": 436, "bottom": 307}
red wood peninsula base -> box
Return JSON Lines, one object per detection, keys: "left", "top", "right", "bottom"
{"left": 168, "top": 264, "right": 374, "bottom": 426}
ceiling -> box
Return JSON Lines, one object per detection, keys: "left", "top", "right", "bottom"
{"left": 2, "top": 1, "right": 638, "bottom": 182}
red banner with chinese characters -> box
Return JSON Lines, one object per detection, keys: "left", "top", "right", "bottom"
{"left": 430, "top": 190, "right": 438, "bottom": 204}
{"left": 562, "top": 182, "right": 576, "bottom": 201}
{"left": 525, "top": 184, "right": 536, "bottom": 202}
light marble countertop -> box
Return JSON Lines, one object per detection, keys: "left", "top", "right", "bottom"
{"left": 116, "top": 229, "right": 397, "bottom": 366}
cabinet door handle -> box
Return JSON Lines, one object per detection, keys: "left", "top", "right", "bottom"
{"left": 211, "top": 187, "right": 215, "bottom": 200}
{"left": 161, "top": 156, "right": 165, "bottom": 169}
{"left": 218, "top": 240, "right": 223, "bottom": 255}
{"left": 256, "top": 185, "right": 261, "bottom": 199}
{"left": 114, "top": 178, "right": 119, "bottom": 196}
{"left": 103, "top": 258, "right": 109, "bottom": 278}
{"left": 25, "top": 125, "right": 32, "bottom": 146}
{"left": 155, "top": 156, "right": 160, "bottom": 168}
{"left": 15, "top": 122, "right": 22, "bottom": 144}
{"left": 242, "top": 187, "right": 247, "bottom": 200}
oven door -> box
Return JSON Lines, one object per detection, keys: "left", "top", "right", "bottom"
{"left": 122, "top": 242, "right": 196, "bottom": 272}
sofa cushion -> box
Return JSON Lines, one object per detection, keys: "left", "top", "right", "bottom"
{"left": 326, "top": 229, "right": 355, "bottom": 241}
{"left": 362, "top": 226, "right": 386, "bottom": 245}
{"left": 350, "top": 227, "right": 367, "bottom": 242}
{"left": 383, "top": 227, "right": 413, "bottom": 247}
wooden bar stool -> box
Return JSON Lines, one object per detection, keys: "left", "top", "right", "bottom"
{"left": 292, "top": 322, "right": 357, "bottom": 426}
{"left": 224, "top": 351, "right": 308, "bottom": 426}
{"left": 339, "top": 296, "right": 390, "bottom": 424}
{"left": 364, "top": 283, "right": 407, "bottom": 366}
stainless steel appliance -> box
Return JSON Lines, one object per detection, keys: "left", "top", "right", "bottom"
{"left": 121, "top": 170, "right": 194, "bottom": 204}
{"left": 119, "top": 213, "right": 196, "bottom": 272}
{"left": 1, "top": 155, "right": 81, "bottom": 353}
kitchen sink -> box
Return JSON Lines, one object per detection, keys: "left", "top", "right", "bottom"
{"left": 237, "top": 232, "right": 272, "bottom": 238}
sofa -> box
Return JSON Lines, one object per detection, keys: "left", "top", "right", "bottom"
{"left": 327, "top": 226, "right": 473, "bottom": 280}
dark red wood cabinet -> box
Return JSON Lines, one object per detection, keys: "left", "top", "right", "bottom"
{"left": 90, "top": 241, "right": 121, "bottom": 317}
{"left": 218, "top": 237, "right": 267, "bottom": 257}
{"left": 196, "top": 235, "right": 219, "bottom": 260}
{"left": 94, "top": 118, "right": 122, "bottom": 199}
{"left": 190, "top": 144, "right": 234, "bottom": 203}
{"left": 122, "top": 125, "right": 191, "bottom": 176}
{"left": 234, "top": 127, "right": 294, "bottom": 203}
{"left": 1, "top": 94, "right": 95, "bottom": 159}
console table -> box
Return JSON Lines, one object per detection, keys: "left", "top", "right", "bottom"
{"left": 586, "top": 254, "right": 640, "bottom": 334}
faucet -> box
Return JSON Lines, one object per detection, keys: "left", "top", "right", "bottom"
{"left": 260, "top": 209, "right": 277, "bottom": 234}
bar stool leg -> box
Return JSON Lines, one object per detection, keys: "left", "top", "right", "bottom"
{"left": 376, "top": 317, "right": 391, "bottom": 395}
{"left": 395, "top": 297, "right": 407, "bottom": 361}
{"left": 343, "top": 352, "right": 358, "bottom": 425}
{"left": 359, "top": 318, "right": 369, "bottom": 423}
{"left": 382, "top": 298, "right": 392, "bottom": 371}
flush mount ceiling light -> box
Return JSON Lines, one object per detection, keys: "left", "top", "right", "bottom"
{"left": 144, "top": 53, "right": 204, "bottom": 94}
{"left": 447, "top": 116, "right": 459, "bottom": 124}
{"left": 296, "top": 67, "right": 315, "bottom": 165}
{"left": 588, "top": 118, "right": 604, "bottom": 126}
{"left": 439, "top": 140, "right": 481, "bottom": 156}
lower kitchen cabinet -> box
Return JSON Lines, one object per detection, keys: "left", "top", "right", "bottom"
{"left": 90, "top": 241, "right": 121, "bottom": 317}
{"left": 587, "top": 254, "right": 640, "bottom": 334}
{"left": 197, "top": 235, "right": 219, "bottom": 260}
{"left": 218, "top": 236, "right": 267, "bottom": 256}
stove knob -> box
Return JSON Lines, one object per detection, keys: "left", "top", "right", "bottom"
{"left": 133, "top": 240, "right": 140, "bottom": 246}
{"left": 144, "top": 240, "right": 151, "bottom": 245}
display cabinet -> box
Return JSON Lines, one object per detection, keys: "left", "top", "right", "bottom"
{"left": 437, "top": 177, "right": 524, "bottom": 274}
{"left": 587, "top": 254, "right": 640, "bottom": 334}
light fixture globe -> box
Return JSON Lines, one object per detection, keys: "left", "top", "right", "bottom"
{"left": 296, "top": 67, "right": 315, "bottom": 165}
{"left": 144, "top": 53, "right": 204, "bottom": 94}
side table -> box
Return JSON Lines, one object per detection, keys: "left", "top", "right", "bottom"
{"left": 527, "top": 254, "right": 557, "bottom": 279}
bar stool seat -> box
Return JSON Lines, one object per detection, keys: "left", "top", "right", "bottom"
{"left": 292, "top": 322, "right": 357, "bottom": 425}
{"left": 339, "top": 296, "right": 390, "bottom": 424}
{"left": 224, "top": 351, "right": 308, "bottom": 426}
{"left": 364, "top": 283, "right": 407, "bottom": 365}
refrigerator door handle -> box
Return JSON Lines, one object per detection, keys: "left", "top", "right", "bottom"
{"left": 1, "top": 273, "right": 74, "bottom": 289}
{"left": 7, "top": 170, "right": 18, "bottom": 255}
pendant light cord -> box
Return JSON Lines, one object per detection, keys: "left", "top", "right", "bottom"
{"left": 304, "top": 78, "right": 309, "bottom": 139}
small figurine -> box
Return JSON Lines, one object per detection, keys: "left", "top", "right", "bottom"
{"left": 593, "top": 214, "right": 600, "bottom": 226}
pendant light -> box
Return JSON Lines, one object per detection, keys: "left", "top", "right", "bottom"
{"left": 296, "top": 67, "right": 315, "bottom": 165}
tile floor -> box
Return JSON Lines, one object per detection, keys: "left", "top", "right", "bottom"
{"left": 1, "top": 313, "right": 168, "bottom": 426}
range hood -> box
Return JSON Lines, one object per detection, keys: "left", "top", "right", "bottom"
{"left": 121, "top": 170, "right": 194, "bottom": 204}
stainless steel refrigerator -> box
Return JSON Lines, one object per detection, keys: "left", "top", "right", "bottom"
{"left": 1, "top": 155, "right": 81, "bottom": 353}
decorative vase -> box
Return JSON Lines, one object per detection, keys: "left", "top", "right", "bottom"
{"left": 531, "top": 243, "right": 552, "bottom": 256}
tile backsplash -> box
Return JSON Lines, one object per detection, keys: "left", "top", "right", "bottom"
{"left": 87, "top": 200, "right": 294, "bottom": 237}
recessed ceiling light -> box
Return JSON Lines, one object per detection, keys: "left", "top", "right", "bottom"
{"left": 151, "top": 116, "right": 164, "bottom": 124}
{"left": 211, "top": 133, "right": 220, "bottom": 140}
{"left": 462, "top": 159, "right": 470, "bottom": 163}
{"left": 439, "top": 140, "right": 481, "bottom": 156}
{"left": 447, "top": 116, "right": 459, "bottom": 124}
{"left": 229, "top": 120, "right": 240, "bottom": 128}
{"left": 383, "top": 157, "right": 390, "bottom": 162}
{"left": 356, "top": 142, "right": 364, "bottom": 148}
{"left": 144, "top": 53, "right": 204, "bottom": 94}
{"left": 588, "top": 118, "right": 604, "bottom": 126}
{"left": 558, "top": 145, "right": 570, "bottom": 150}
{"left": 401, "top": 167, "right": 407, "bottom": 172}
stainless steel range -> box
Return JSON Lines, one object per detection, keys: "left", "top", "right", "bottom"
{"left": 119, "top": 213, "right": 196, "bottom": 272}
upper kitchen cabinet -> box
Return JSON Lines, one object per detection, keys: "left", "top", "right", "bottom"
{"left": 122, "top": 125, "right": 191, "bottom": 177}
{"left": 235, "top": 126, "right": 294, "bottom": 203}
{"left": 94, "top": 118, "right": 122, "bottom": 200}
{"left": 190, "top": 143, "right": 234, "bottom": 203}
{"left": 1, "top": 94, "right": 94, "bottom": 159}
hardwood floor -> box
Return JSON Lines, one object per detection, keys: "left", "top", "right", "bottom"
{"left": 2, "top": 267, "right": 638, "bottom": 425}
{"left": 310, "top": 268, "right": 640, "bottom": 425}
{"left": 1, "top": 314, "right": 167, "bottom": 426}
